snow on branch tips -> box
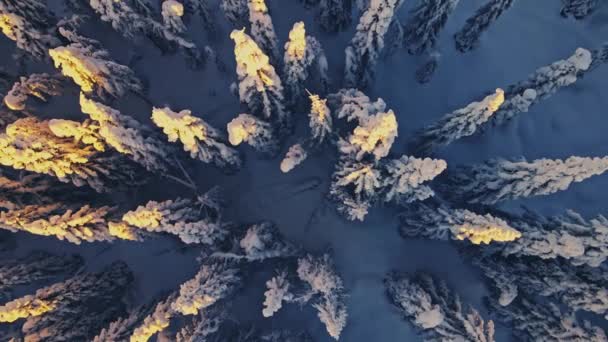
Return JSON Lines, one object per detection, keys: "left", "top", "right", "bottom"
{"left": 0, "top": 0, "right": 61, "bottom": 59}
{"left": 130, "top": 293, "right": 177, "bottom": 342}
{"left": 0, "top": 117, "right": 140, "bottom": 192}
{"left": 500, "top": 209, "right": 608, "bottom": 267}
{"left": 49, "top": 28, "right": 144, "bottom": 99}
{"left": 3, "top": 73, "right": 63, "bottom": 111}
{"left": 329, "top": 158, "right": 382, "bottom": 221}
{"left": 284, "top": 22, "right": 329, "bottom": 105}
{"left": 308, "top": 92, "right": 332, "bottom": 147}
{"left": 213, "top": 222, "right": 299, "bottom": 261}
{"left": 404, "top": 0, "right": 460, "bottom": 56}
{"left": 162, "top": 0, "right": 186, "bottom": 34}
{"left": 80, "top": 93, "right": 172, "bottom": 173}
{"left": 152, "top": 106, "right": 242, "bottom": 170}
{"left": 0, "top": 261, "right": 133, "bottom": 341}
{"left": 221, "top": 0, "right": 248, "bottom": 28}
{"left": 411, "top": 88, "right": 505, "bottom": 155}
{"left": 344, "top": 0, "right": 404, "bottom": 88}
{"left": 454, "top": 0, "right": 516, "bottom": 53}
{"left": 490, "top": 47, "right": 592, "bottom": 125}
{"left": 230, "top": 29, "right": 288, "bottom": 133}
{"left": 442, "top": 156, "right": 608, "bottom": 205}
{"left": 560, "top": 0, "right": 599, "bottom": 20}
{"left": 248, "top": 0, "right": 280, "bottom": 64}
{"left": 382, "top": 156, "right": 447, "bottom": 204}
{"left": 385, "top": 272, "right": 495, "bottom": 341}
{"left": 280, "top": 144, "right": 308, "bottom": 173}
{"left": 339, "top": 109, "right": 398, "bottom": 161}
{"left": 172, "top": 261, "right": 241, "bottom": 315}
{"left": 93, "top": 304, "right": 155, "bottom": 342}
{"left": 227, "top": 113, "right": 279, "bottom": 156}
{"left": 111, "top": 195, "right": 228, "bottom": 245}
{"left": 399, "top": 202, "right": 521, "bottom": 245}
{"left": 262, "top": 254, "right": 348, "bottom": 340}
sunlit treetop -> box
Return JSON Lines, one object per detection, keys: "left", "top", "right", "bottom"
{"left": 48, "top": 119, "right": 106, "bottom": 152}
{"left": 231, "top": 29, "right": 275, "bottom": 89}
{"left": 151, "top": 107, "right": 207, "bottom": 153}
{"left": 0, "top": 296, "right": 56, "bottom": 323}
{"left": 250, "top": 0, "right": 268, "bottom": 13}
{"left": 310, "top": 93, "right": 329, "bottom": 122}
{"left": 0, "top": 13, "right": 19, "bottom": 41}
{"left": 48, "top": 47, "right": 100, "bottom": 93}
{"left": 454, "top": 224, "right": 522, "bottom": 245}
{"left": 163, "top": 0, "right": 185, "bottom": 17}
{"left": 286, "top": 21, "right": 306, "bottom": 60}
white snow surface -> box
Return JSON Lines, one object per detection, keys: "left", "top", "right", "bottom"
{"left": 1, "top": 1, "right": 608, "bottom": 341}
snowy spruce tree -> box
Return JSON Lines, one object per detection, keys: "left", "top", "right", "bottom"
{"left": 499, "top": 209, "right": 608, "bottom": 267}
{"left": 152, "top": 106, "right": 242, "bottom": 171}
{"left": 49, "top": 28, "right": 144, "bottom": 99}
{"left": 327, "top": 88, "right": 388, "bottom": 122}
{"left": 338, "top": 109, "right": 398, "bottom": 161}
{"left": 283, "top": 22, "right": 329, "bottom": 105}
{"left": 487, "top": 295, "right": 607, "bottom": 342}
{"left": 403, "top": 0, "right": 459, "bottom": 55}
{"left": 88, "top": 0, "right": 203, "bottom": 67}
{"left": 220, "top": 0, "right": 248, "bottom": 27}
{"left": 0, "top": 261, "right": 133, "bottom": 341}
{"left": 381, "top": 156, "right": 447, "bottom": 204}
{"left": 385, "top": 272, "right": 496, "bottom": 341}
{"left": 410, "top": 88, "right": 505, "bottom": 155}
{"left": 248, "top": 0, "right": 280, "bottom": 65}
{"left": 0, "top": 251, "right": 83, "bottom": 299}
{"left": 490, "top": 47, "right": 592, "bottom": 125}
{"left": 329, "top": 157, "right": 382, "bottom": 221}
{"left": 129, "top": 292, "right": 178, "bottom": 342}
{"left": 109, "top": 195, "right": 228, "bottom": 245}
{"left": 307, "top": 92, "right": 333, "bottom": 147}
{"left": 262, "top": 254, "right": 348, "bottom": 340}
{"left": 318, "top": 0, "right": 352, "bottom": 32}
{"left": 175, "top": 307, "right": 224, "bottom": 342}
{"left": 561, "top": 0, "right": 599, "bottom": 20}
{"left": 400, "top": 201, "right": 521, "bottom": 245}
{"left": 172, "top": 260, "right": 241, "bottom": 315}
{"left": 0, "top": 117, "right": 140, "bottom": 192}
{"left": 454, "top": 0, "right": 516, "bottom": 53}
{"left": 442, "top": 156, "right": 608, "bottom": 205}
{"left": 0, "top": 0, "right": 61, "bottom": 59}
{"left": 474, "top": 255, "right": 608, "bottom": 317}
{"left": 3, "top": 73, "right": 63, "bottom": 111}
{"left": 227, "top": 113, "right": 279, "bottom": 156}
{"left": 344, "top": 0, "right": 404, "bottom": 88}
{"left": 0, "top": 202, "right": 117, "bottom": 244}
{"left": 213, "top": 222, "right": 299, "bottom": 261}
{"left": 80, "top": 93, "right": 173, "bottom": 173}
{"left": 230, "top": 29, "right": 289, "bottom": 133}
{"left": 280, "top": 144, "right": 308, "bottom": 173}
{"left": 92, "top": 303, "right": 156, "bottom": 342}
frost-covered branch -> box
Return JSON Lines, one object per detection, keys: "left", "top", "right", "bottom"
{"left": 3, "top": 74, "right": 63, "bottom": 111}
{"left": 220, "top": 0, "right": 248, "bottom": 27}
{"left": 49, "top": 28, "right": 144, "bottom": 99}
{"left": 386, "top": 272, "right": 495, "bottom": 341}
{"left": 175, "top": 308, "right": 223, "bottom": 342}
{"left": 214, "top": 222, "right": 299, "bottom": 261}
{"left": 227, "top": 113, "right": 279, "bottom": 156}
{"left": 130, "top": 292, "right": 177, "bottom": 342}
{"left": 454, "top": 0, "right": 516, "bottom": 53}
{"left": 93, "top": 304, "right": 154, "bottom": 342}
{"left": 338, "top": 109, "right": 398, "bottom": 161}
{"left": 411, "top": 88, "right": 505, "bottom": 155}
{"left": 329, "top": 157, "right": 381, "bottom": 221}
{"left": 280, "top": 144, "right": 308, "bottom": 173}
{"left": 382, "top": 156, "right": 447, "bottom": 204}
{"left": 307, "top": 93, "right": 333, "bottom": 147}
{"left": 441, "top": 156, "right": 608, "bottom": 205}
{"left": 248, "top": 0, "right": 280, "bottom": 64}
{"left": 152, "top": 106, "right": 242, "bottom": 170}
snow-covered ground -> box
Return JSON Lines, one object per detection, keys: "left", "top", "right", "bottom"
{"left": 1, "top": 0, "right": 608, "bottom": 341}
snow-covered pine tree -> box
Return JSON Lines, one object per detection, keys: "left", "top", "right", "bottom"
{"left": 227, "top": 113, "right": 279, "bottom": 156}
{"left": 213, "top": 222, "right": 299, "bottom": 261}
{"left": 0, "top": 202, "right": 117, "bottom": 244}
{"left": 454, "top": 0, "right": 516, "bottom": 53}
{"left": 329, "top": 157, "right": 382, "bottom": 221}
{"left": 487, "top": 295, "right": 606, "bottom": 342}
{"left": 381, "top": 156, "right": 447, "bottom": 204}
{"left": 0, "top": 117, "right": 139, "bottom": 192}
{"left": 385, "top": 272, "right": 495, "bottom": 341}
{"left": 0, "top": 261, "right": 133, "bottom": 341}
{"left": 230, "top": 29, "right": 289, "bottom": 133}
{"left": 327, "top": 88, "right": 387, "bottom": 122}
{"left": 3, "top": 73, "right": 62, "bottom": 111}
{"left": 344, "top": 0, "right": 404, "bottom": 88}
{"left": 499, "top": 209, "right": 608, "bottom": 267}
{"left": 399, "top": 202, "right": 521, "bottom": 244}
{"left": 151, "top": 106, "right": 242, "bottom": 171}
{"left": 185, "top": 0, "right": 217, "bottom": 35}
{"left": 130, "top": 292, "right": 177, "bottom": 342}
{"left": 220, "top": 0, "right": 248, "bottom": 27}
{"left": 403, "top": 0, "right": 459, "bottom": 55}
{"left": 263, "top": 254, "right": 348, "bottom": 340}
{"left": 111, "top": 194, "right": 228, "bottom": 245}
{"left": 474, "top": 255, "right": 608, "bottom": 317}
{"left": 80, "top": 93, "right": 173, "bottom": 173}
{"left": 88, "top": 0, "right": 203, "bottom": 67}
{"left": 338, "top": 109, "right": 398, "bottom": 161}
{"left": 307, "top": 92, "right": 333, "bottom": 147}
{"left": 280, "top": 144, "right": 308, "bottom": 173}
{"left": 411, "top": 88, "right": 505, "bottom": 155}
{"left": 0, "top": 251, "right": 83, "bottom": 299}
{"left": 171, "top": 260, "right": 241, "bottom": 315}
{"left": 175, "top": 307, "right": 223, "bottom": 342}
{"left": 442, "top": 156, "right": 608, "bottom": 205}
{"left": 49, "top": 28, "right": 144, "bottom": 99}
{"left": 490, "top": 47, "right": 592, "bottom": 125}
{"left": 560, "top": 0, "right": 599, "bottom": 20}
{"left": 318, "top": 0, "right": 352, "bottom": 32}
{"left": 92, "top": 304, "right": 155, "bottom": 342}
{"left": 161, "top": 0, "right": 187, "bottom": 34}
{"left": 283, "top": 22, "right": 329, "bottom": 106}
{"left": 248, "top": 0, "right": 280, "bottom": 65}
{"left": 0, "top": 0, "right": 60, "bottom": 59}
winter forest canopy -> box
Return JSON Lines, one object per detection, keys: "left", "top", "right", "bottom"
{"left": 0, "top": 0, "right": 608, "bottom": 341}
